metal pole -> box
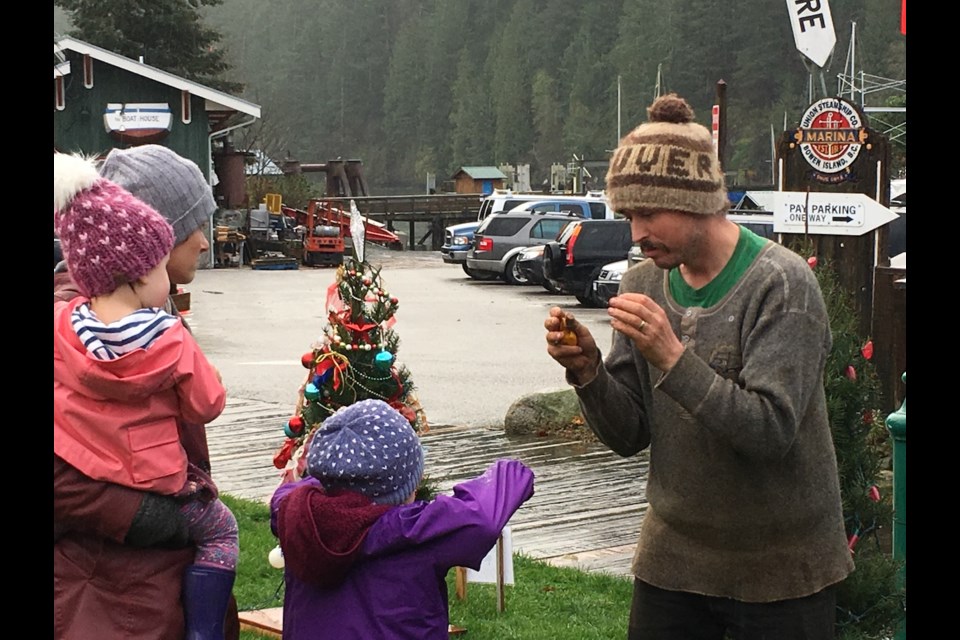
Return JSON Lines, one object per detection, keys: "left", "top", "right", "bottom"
{"left": 769, "top": 124, "right": 776, "bottom": 186}
{"left": 495, "top": 533, "right": 505, "bottom": 612}
{"left": 885, "top": 371, "right": 906, "bottom": 640}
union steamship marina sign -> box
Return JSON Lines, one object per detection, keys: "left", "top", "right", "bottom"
{"left": 790, "top": 97, "right": 868, "bottom": 180}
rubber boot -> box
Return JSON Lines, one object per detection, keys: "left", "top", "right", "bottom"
{"left": 182, "top": 564, "right": 236, "bottom": 640}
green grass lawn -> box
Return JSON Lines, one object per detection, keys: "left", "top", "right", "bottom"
{"left": 223, "top": 494, "right": 634, "bottom": 640}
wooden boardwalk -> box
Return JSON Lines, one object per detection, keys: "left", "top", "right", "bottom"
{"left": 207, "top": 397, "right": 649, "bottom": 578}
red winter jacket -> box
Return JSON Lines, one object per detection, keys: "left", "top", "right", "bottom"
{"left": 54, "top": 297, "right": 226, "bottom": 494}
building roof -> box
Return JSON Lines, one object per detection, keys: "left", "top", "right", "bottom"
{"left": 54, "top": 36, "right": 261, "bottom": 130}
{"left": 452, "top": 166, "right": 507, "bottom": 180}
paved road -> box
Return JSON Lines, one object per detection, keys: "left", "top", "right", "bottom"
{"left": 187, "top": 247, "right": 615, "bottom": 428}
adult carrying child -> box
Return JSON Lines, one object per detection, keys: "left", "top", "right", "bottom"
{"left": 53, "top": 152, "right": 237, "bottom": 640}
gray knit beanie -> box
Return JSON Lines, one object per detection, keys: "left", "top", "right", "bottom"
{"left": 306, "top": 399, "right": 424, "bottom": 506}
{"left": 99, "top": 145, "right": 216, "bottom": 246}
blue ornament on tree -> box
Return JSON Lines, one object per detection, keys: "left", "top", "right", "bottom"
{"left": 304, "top": 382, "right": 320, "bottom": 400}
{"left": 375, "top": 350, "right": 394, "bottom": 370}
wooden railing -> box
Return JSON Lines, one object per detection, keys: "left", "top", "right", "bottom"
{"left": 319, "top": 194, "right": 483, "bottom": 250}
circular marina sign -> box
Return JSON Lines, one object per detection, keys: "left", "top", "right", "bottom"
{"left": 793, "top": 97, "right": 867, "bottom": 174}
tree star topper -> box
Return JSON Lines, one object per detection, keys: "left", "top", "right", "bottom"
{"left": 350, "top": 199, "right": 366, "bottom": 262}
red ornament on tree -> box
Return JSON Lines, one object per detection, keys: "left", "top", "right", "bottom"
{"left": 868, "top": 485, "right": 881, "bottom": 502}
{"left": 301, "top": 352, "right": 316, "bottom": 369}
{"left": 285, "top": 416, "right": 305, "bottom": 438}
{"left": 860, "top": 340, "right": 874, "bottom": 361}
{"left": 845, "top": 365, "right": 857, "bottom": 381}
{"left": 807, "top": 256, "right": 818, "bottom": 269}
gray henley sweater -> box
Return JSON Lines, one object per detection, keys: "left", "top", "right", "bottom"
{"left": 573, "top": 240, "right": 854, "bottom": 602}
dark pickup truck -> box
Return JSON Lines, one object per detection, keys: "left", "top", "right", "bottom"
{"left": 542, "top": 218, "right": 633, "bottom": 307}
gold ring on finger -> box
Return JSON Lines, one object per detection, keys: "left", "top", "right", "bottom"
{"left": 638, "top": 320, "right": 647, "bottom": 331}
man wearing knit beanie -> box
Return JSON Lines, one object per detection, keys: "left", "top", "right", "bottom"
{"left": 545, "top": 93, "right": 852, "bottom": 637}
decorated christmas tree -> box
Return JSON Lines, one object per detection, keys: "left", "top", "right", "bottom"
{"left": 273, "top": 204, "right": 429, "bottom": 493}
{"left": 805, "top": 253, "right": 905, "bottom": 640}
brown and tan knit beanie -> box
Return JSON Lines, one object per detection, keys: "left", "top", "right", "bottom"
{"left": 606, "top": 93, "right": 728, "bottom": 217}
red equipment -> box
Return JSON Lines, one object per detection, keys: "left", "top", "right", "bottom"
{"left": 281, "top": 200, "right": 401, "bottom": 267}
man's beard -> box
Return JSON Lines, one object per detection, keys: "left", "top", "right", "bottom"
{"left": 640, "top": 225, "right": 706, "bottom": 272}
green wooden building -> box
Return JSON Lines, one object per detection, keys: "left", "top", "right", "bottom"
{"left": 54, "top": 36, "right": 260, "bottom": 206}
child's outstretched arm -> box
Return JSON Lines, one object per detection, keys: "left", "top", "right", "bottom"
{"left": 373, "top": 459, "right": 535, "bottom": 571}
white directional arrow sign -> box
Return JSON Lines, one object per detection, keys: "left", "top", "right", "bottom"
{"left": 764, "top": 191, "right": 898, "bottom": 236}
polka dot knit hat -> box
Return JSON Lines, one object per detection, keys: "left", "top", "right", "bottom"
{"left": 53, "top": 151, "right": 174, "bottom": 299}
{"left": 306, "top": 399, "right": 424, "bottom": 506}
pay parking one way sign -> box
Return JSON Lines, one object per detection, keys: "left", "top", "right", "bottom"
{"left": 763, "top": 191, "right": 898, "bottom": 236}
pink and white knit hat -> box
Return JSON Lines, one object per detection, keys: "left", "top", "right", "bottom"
{"left": 54, "top": 152, "right": 174, "bottom": 299}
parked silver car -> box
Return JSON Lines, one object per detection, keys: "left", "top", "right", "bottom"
{"left": 592, "top": 246, "right": 645, "bottom": 306}
{"left": 466, "top": 210, "right": 581, "bottom": 284}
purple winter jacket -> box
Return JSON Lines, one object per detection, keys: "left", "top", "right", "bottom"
{"left": 271, "top": 459, "right": 535, "bottom": 640}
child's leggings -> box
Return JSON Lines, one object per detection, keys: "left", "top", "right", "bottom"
{"left": 179, "top": 497, "right": 239, "bottom": 570}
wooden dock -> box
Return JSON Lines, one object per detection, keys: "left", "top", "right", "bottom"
{"left": 207, "top": 397, "right": 648, "bottom": 578}
{"left": 324, "top": 194, "right": 480, "bottom": 251}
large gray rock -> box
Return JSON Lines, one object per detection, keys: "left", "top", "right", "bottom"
{"left": 503, "top": 388, "right": 583, "bottom": 436}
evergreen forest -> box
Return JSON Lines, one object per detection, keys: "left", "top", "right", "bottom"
{"left": 55, "top": 0, "right": 907, "bottom": 194}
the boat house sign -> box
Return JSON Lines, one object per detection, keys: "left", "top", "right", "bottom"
{"left": 103, "top": 103, "right": 173, "bottom": 143}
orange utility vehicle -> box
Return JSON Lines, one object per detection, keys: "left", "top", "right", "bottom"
{"left": 281, "top": 199, "right": 401, "bottom": 267}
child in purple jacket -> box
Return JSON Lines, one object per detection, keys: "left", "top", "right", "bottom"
{"left": 270, "top": 399, "right": 535, "bottom": 640}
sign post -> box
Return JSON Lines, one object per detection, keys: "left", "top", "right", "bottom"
{"left": 711, "top": 105, "right": 720, "bottom": 159}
